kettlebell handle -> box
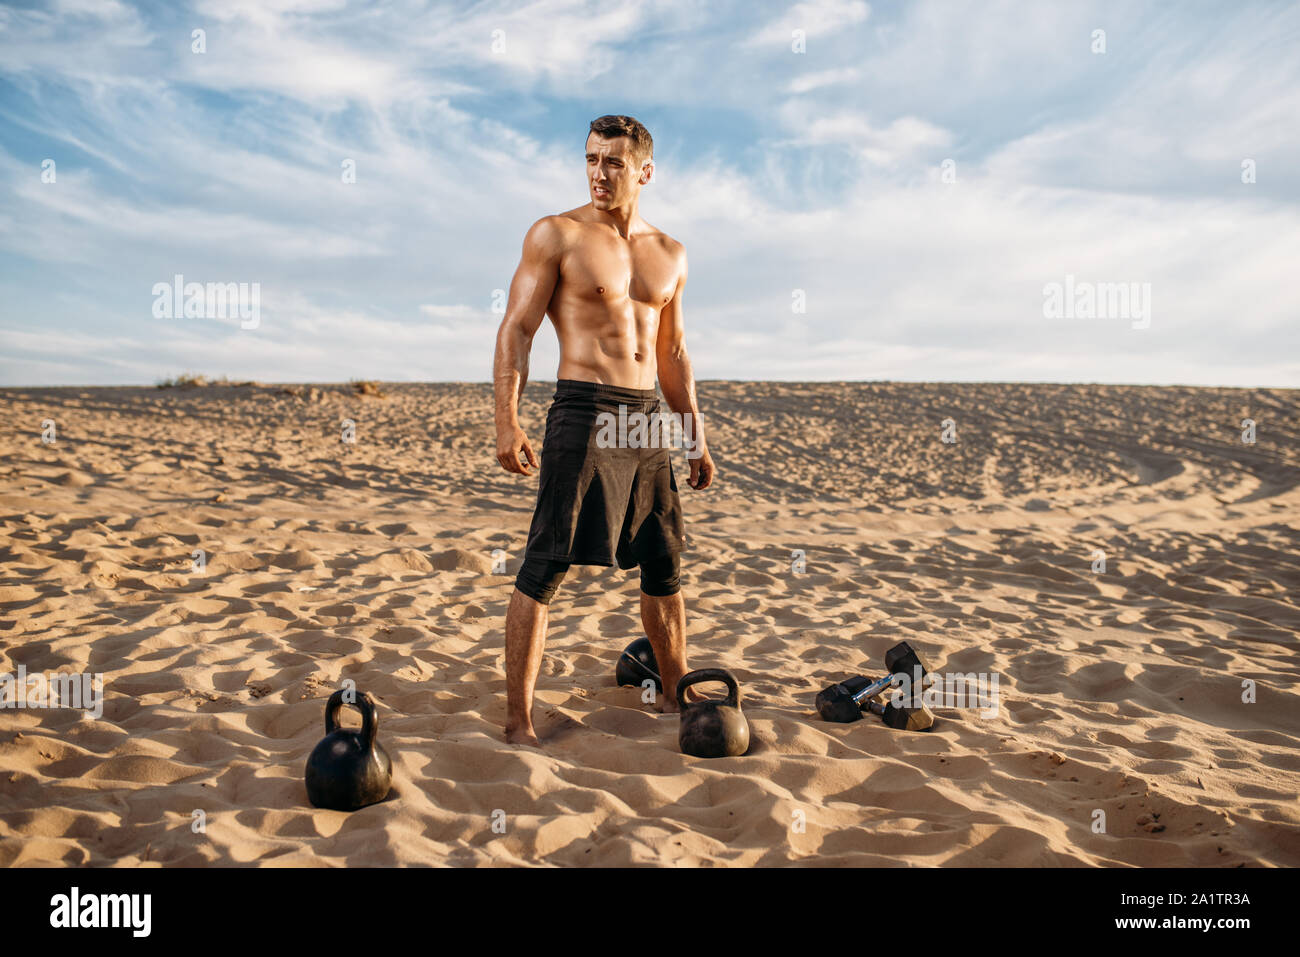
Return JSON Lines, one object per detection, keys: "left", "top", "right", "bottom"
{"left": 676, "top": 668, "right": 740, "bottom": 710}
{"left": 324, "top": 689, "right": 377, "bottom": 746}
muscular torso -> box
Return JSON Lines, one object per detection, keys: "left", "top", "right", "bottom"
{"left": 547, "top": 209, "right": 683, "bottom": 390}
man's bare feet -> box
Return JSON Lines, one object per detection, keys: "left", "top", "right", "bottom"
{"left": 505, "top": 724, "right": 541, "bottom": 747}
{"left": 655, "top": 685, "right": 707, "bottom": 714}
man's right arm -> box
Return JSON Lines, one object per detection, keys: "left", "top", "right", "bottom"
{"left": 493, "top": 217, "right": 564, "bottom": 475}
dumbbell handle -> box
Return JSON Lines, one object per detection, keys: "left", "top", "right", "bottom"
{"left": 851, "top": 674, "right": 900, "bottom": 708}
{"left": 869, "top": 679, "right": 994, "bottom": 711}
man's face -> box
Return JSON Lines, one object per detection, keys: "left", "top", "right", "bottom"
{"left": 586, "top": 133, "right": 649, "bottom": 210}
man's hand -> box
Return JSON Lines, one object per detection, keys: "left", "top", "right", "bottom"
{"left": 687, "top": 446, "right": 715, "bottom": 490}
{"left": 497, "top": 425, "right": 538, "bottom": 475}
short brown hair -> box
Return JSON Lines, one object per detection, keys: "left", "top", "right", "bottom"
{"left": 588, "top": 115, "right": 653, "bottom": 167}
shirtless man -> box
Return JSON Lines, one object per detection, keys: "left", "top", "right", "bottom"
{"left": 493, "top": 114, "right": 715, "bottom": 747}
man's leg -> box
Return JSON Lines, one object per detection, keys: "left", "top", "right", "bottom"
{"left": 505, "top": 556, "right": 569, "bottom": 745}
{"left": 637, "top": 551, "right": 690, "bottom": 713}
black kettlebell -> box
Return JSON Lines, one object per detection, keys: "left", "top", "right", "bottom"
{"left": 677, "top": 668, "right": 750, "bottom": 758}
{"left": 305, "top": 690, "right": 392, "bottom": 811}
{"left": 616, "top": 636, "right": 662, "bottom": 692}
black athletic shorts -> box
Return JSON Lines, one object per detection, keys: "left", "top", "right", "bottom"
{"left": 523, "top": 379, "right": 687, "bottom": 569}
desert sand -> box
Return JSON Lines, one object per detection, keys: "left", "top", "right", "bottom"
{"left": 1, "top": 380, "right": 1297, "bottom": 866}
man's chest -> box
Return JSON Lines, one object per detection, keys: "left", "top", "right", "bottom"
{"left": 563, "top": 237, "right": 678, "bottom": 307}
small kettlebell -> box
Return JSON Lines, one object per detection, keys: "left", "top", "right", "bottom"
{"left": 305, "top": 690, "right": 392, "bottom": 811}
{"left": 616, "top": 636, "right": 662, "bottom": 693}
{"left": 677, "top": 668, "right": 750, "bottom": 758}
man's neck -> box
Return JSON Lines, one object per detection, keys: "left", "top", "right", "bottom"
{"left": 590, "top": 200, "right": 640, "bottom": 239}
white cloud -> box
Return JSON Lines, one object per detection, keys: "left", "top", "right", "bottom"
{"left": 745, "top": 0, "right": 870, "bottom": 48}
{"left": 772, "top": 103, "right": 952, "bottom": 168}
{"left": 1, "top": 0, "right": 1297, "bottom": 388}
{"left": 785, "top": 66, "right": 860, "bottom": 94}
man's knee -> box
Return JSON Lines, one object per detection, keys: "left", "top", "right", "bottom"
{"left": 639, "top": 551, "right": 681, "bottom": 597}
{"left": 515, "top": 555, "right": 570, "bottom": 604}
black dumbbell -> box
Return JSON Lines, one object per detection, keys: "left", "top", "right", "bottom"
{"left": 817, "top": 673, "right": 935, "bottom": 731}
{"left": 815, "top": 673, "right": 898, "bottom": 723}
{"left": 816, "top": 641, "right": 937, "bottom": 729}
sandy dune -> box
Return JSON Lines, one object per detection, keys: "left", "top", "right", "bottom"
{"left": 1, "top": 380, "right": 1297, "bottom": 866}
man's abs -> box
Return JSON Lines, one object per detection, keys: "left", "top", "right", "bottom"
{"left": 553, "top": 326, "right": 658, "bottom": 391}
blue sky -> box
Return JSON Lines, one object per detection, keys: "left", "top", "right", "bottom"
{"left": 1, "top": 0, "right": 1297, "bottom": 387}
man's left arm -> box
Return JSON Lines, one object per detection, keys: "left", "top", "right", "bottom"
{"left": 656, "top": 247, "right": 715, "bottom": 490}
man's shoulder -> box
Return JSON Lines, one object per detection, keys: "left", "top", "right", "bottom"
{"left": 522, "top": 213, "right": 581, "bottom": 256}
{"left": 638, "top": 222, "right": 686, "bottom": 257}
{"left": 527, "top": 211, "right": 581, "bottom": 235}
{"left": 539, "top": 206, "right": 598, "bottom": 230}
{"left": 526, "top": 209, "right": 595, "bottom": 243}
